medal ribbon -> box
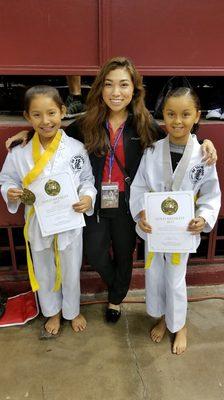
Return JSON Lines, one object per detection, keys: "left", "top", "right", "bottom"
{"left": 23, "top": 131, "right": 62, "bottom": 292}
{"left": 146, "top": 134, "right": 194, "bottom": 268}
{"left": 23, "top": 131, "right": 62, "bottom": 187}
{"left": 106, "top": 122, "right": 125, "bottom": 183}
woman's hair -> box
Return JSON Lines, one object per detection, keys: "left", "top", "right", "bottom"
{"left": 24, "top": 85, "right": 64, "bottom": 113}
{"left": 162, "top": 86, "right": 201, "bottom": 134}
{"left": 81, "top": 56, "right": 158, "bottom": 155}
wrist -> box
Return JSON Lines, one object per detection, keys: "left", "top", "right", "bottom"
{"left": 138, "top": 210, "right": 145, "bottom": 219}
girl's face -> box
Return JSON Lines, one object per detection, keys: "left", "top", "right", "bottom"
{"left": 25, "top": 94, "right": 66, "bottom": 144}
{"left": 163, "top": 95, "right": 201, "bottom": 145}
{"left": 102, "top": 68, "right": 134, "bottom": 116}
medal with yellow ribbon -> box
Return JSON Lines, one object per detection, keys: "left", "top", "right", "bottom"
{"left": 23, "top": 131, "right": 62, "bottom": 292}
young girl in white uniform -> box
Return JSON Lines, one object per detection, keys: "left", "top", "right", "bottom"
{"left": 0, "top": 86, "right": 96, "bottom": 338}
{"left": 130, "top": 87, "right": 221, "bottom": 355}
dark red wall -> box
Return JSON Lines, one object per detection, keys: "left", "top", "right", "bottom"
{"left": 107, "top": 0, "right": 224, "bottom": 75}
{"left": 0, "top": 0, "right": 224, "bottom": 75}
{"left": 0, "top": 0, "right": 99, "bottom": 74}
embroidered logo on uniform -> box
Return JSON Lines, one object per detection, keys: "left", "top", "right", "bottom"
{"left": 70, "top": 155, "right": 85, "bottom": 172}
{"left": 189, "top": 164, "right": 205, "bottom": 183}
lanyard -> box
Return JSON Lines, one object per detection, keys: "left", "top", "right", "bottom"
{"left": 106, "top": 121, "right": 125, "bottom": 182}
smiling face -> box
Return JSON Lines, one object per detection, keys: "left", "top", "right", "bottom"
{"left": 102, "top": 67, "right": 134, "bottom": 117}
{"left": 24, "top": 94, "right": 66, "bottom": 146}
{"left": 163, "top": 94, "right": 201, "bottom": 145}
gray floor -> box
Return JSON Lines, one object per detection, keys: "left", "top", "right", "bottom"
{"left": 0, "top": 290, "right": 224, "bottom": 400}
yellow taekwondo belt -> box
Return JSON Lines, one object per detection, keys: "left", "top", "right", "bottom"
{"left": 23, "top": 131, "right": 62, "bottom": 291}
{"left": 145, "top": 193, "right": 199, "bottom": 269}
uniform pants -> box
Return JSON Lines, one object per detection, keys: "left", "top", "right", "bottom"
{"left": 31, "top": 237, "right": 82, "bottom": 320}
{"left": 83, "top": 208, "right": 136, "bottom": 305}
{"left": 145, "top": 252, "right": 189, "bottom": 333}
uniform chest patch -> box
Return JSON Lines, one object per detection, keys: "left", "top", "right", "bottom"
{"left": 189, "top": 164, "right": 205, "bottom": 183}
{"left": 70, "top": 155, "right": 85, "bottom": 172}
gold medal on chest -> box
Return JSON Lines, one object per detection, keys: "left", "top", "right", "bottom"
{"left": 20, "top": 188, "right": 36, "bottom": 205}
{"left": 44, "top": 180, "right": 61, "bottom": 196}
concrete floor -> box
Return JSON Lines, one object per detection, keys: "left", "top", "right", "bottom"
{"left": 0, "top": 291, "right": 224, "bottom": 400}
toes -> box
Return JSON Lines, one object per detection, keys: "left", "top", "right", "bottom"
{"left": 80, "top": 320, "right": 87, "bottom": 330}
{"left": 45, "top": 323, "right": 53, "bottom": 334}
{"left": 151, "top": 334, "right": 160, "bottom": 343}
{"left": 150, "top": 321, "right": 166, "bottom": 343}
{"left": 173, "top": 343, "right": 186, "bottom": 355}
{"left": 72, "top": 316, "right": 87, "bottom": 332}
{"left": 45, "top": 325, "right": 58, "bottom": 335}
{"left": 150, "top": 330, "right": 159, "bottom": 342}
{"left": 178, "top": 346, "right": 186, "bottom": 355}
{"left": 172, "top": 344, "right": 177, "bottom": 354}
{"left": 73, "top": 325, "right": 84, "bottom": 332}
{"left": 173, "top": 327, "right": 187, "bottom": 355}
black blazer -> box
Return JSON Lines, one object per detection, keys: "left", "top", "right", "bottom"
{"left": 65, "top": 115, "right": 165, "bottom": 213}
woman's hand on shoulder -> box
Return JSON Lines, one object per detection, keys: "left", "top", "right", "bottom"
{"left": 138, "top": 210, "right": 152, "bottom": 233}
{"left": 5, "top": 130, "right": 29, "bottom": 152}
{"left": 201, "top": 139, "right": 217, "bottom": 165}
{"left": 72, "top": 195, "right": 92, "bottom": 213}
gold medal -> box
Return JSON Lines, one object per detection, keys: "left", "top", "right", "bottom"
{"left": 20, "top": 188, "right": 36, "bottom": 205}
{"left": 161, "top": 197, "right": 178, "bottom": 215}
{"left": 45, "top": 180, "right": 61, "bottom": 196}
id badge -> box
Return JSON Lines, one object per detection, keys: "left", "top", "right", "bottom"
{"left": 101, "top": 182, "right": 119, "bottom": 208}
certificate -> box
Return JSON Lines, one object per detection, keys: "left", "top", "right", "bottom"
{"left": 29, "top": 172, "right": 85, "bottom": 237}
{"left": 144, "top": 191, "right": 197, "bottom": 253}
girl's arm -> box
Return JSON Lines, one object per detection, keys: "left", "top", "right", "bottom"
{"left": 201, "top": 139, "right": 217, "bottom": 165}
{"left": 73, "top": 195, "right": 92, "bottom": 214}
{"left": 72, "top": 148, "right": 97, "bottom": 215}
{"left": 188, "top": 217, "right": 206, "bottom": 235}
{"left": 5, "top": 130, "right": 29, "bottom": 151}
{"left": 130, "top": 151, "right": 150, "bottom": 222}
{"left": 192, "top": 165, "right": 221, "bottom": 233}
{"left": 5, "top": 118, "right": 84, "bottom": 152}
{"left": 7, "top": 188, "right": 23, "bottom": 203}
{"left": 138, "top": 210, "right": 152, "bottom": 233}
{"left": 0, "top": 151, "right": 22, "bottom": 213}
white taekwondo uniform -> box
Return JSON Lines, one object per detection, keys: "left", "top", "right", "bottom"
{"left": 130, "top": 134, "right": 221, "bottom": 332}
{"left": 0, "top": 130, "right": 96, "bottom": 320}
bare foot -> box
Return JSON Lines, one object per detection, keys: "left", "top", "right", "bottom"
{"left": 150, "top": 316, "right": 167, "bottom": 343}
{"left": 172, "top": 325, "right": 187, "bottom": 355}
{"left": 45, "top": 312, "right": 61, "bottom": 335}
{"left": 71, "top": 314, "right": 87, "bottom": 332}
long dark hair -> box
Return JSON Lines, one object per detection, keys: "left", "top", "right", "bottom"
{"left": 81, "top": 56, "right": 158, "bottom": 155}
